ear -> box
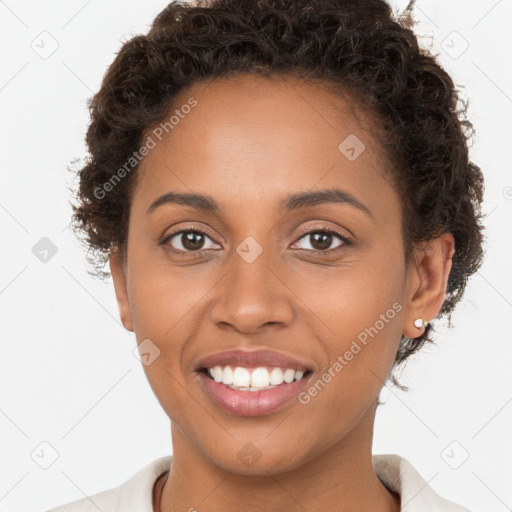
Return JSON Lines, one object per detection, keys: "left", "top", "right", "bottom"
{"left": 109, "top": 249, "right": 134, "bottom": 332}
{"left": 402, "top": 233, "right": 455, "bottom": 339}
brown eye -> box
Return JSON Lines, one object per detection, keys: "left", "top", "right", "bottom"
{"left": 164, "top": 230, "right": 220, "bottom": 252}
{"left": 309, "top": 232, "right": 334, "bottom": 251}
{"left": 293, "top": 229, "right": 350, "bottom": 252}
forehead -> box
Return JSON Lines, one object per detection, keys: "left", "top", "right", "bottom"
{"left": 133, "top": 74, "right": 397, "bottom": 220}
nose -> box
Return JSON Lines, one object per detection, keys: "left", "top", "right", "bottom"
{"left": 209, "top": 247, "right": 295, "bottom": 334}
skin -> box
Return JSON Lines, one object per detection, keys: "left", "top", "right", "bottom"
{"left": 109, "top": 74, "right": 455, "bottom": 512}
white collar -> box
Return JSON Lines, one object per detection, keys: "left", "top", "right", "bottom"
{"left": 372, "top": 454, "right": 470, "bottom": 511}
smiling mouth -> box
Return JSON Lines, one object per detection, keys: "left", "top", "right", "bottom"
{"left": 198, "top": 366, "right": 314, "bottom": 392}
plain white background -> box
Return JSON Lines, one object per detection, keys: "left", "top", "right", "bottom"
{"left": 0, "top": 0, "right": 511, "bottom": 511}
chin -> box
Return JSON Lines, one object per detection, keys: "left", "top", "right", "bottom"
{"left": 198, "top": 437, "right": 319, "bottom": 477}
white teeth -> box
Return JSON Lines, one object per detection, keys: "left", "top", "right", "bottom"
{"left": 283, "top": 368, "right": 296, "bottom": 383}
{"left": 269, "top": 367, "right": 284, "bottom": 385}
{"left": 232, "top": 367, "right": 251, "bottom": 387}
{"left": 211, "top": 366, "right": 223, "bottom": 383}
{"left": 251, "top": 367, "right": 270, "bottom": 387}
{"left": 207, "top": 365, "right": 308, "bottom": 391}
{"left": 221, "top": 365, "right": 233, "bottom": 385}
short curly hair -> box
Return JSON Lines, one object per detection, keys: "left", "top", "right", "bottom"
{"left": 71, "top": 0, "right": 486, "bottom": 383}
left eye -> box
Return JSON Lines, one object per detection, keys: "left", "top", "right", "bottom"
{"left": 293, "top": 230, "right": 348, "bottom": 252}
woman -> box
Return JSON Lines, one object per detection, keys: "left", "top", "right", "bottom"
{"left": 49, "top": 0, "right": 485, "bottom": 510}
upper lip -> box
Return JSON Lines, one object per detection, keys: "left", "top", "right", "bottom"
{"left": 195, "top": 349, "right": 314, "bottom": 373}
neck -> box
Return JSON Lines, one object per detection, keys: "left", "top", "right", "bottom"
{"left": 157, "top": 400, "right": 400, "bottom": 512}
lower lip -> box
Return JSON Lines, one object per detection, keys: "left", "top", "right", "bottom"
{"left": 197, "top": 371, "right": 312, "bottom": 416}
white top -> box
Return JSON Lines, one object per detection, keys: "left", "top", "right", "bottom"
{"left": 46, "top": 454, "right": 471, "bottom": 512}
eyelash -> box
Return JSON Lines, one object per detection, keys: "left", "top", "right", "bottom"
{"left": 160, "top": 224, "right": 353, "bottom": 258}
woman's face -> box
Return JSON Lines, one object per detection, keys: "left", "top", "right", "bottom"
{"left": 111, "top": 74, "right": 440, "bottom": 474}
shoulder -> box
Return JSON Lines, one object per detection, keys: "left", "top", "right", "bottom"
{"left": 44, "top": 486, "right": 121, "bottom": 512}
{"left": 44, "top": 456, "right": 173, "bottom": 512}
{"left": 372, "top": 453, "right": 472, "bottom": 512}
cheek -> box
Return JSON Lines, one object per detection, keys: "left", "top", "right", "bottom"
{"left": 291, "top": 253, "right": 404, "bottom": 387}
{"left": 125, "top": 255, "right": 219, "bottom": 403}
{"left": 294, "top": 250, "right": 403, "bottom": 339}
{"left": 295, "top": 296, "right": 403, "bottom": 440}
{"left": 126, "top": 264, "right": 202, "bottom": 420}
{"left": 127, "top": 253, "right": 212, "bottom": 338}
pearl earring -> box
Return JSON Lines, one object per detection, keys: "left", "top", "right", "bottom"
{"left": 414, "top": 318, "right": 424, "bottom": 329}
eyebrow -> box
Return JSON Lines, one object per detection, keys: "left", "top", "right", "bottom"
{"left": 147, "top": 188, "right": 372, "bottom": 218}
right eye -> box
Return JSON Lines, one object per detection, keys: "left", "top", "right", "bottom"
{"left": 162, "top": 229, "right": 221, "bottom": 254}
